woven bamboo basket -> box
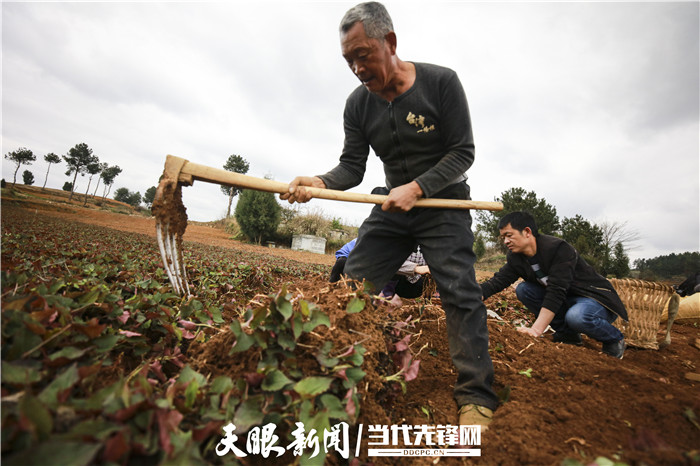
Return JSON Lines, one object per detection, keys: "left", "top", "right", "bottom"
{"left": 609, "top": 278, "right": 675, "bottom": 350}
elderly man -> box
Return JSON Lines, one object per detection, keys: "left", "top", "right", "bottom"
{"left": 281, "top": 2, "right": 498, "bottom": 428}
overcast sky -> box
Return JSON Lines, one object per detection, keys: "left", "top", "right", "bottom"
{"left": 2, "top": 1, "right": 698, "bottom": 263}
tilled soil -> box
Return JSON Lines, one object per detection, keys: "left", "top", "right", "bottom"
{"left": 3, "top": 189, "right": 699, "bottom": 465}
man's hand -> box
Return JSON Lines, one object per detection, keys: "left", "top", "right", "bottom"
{"left": 382, "top": 181, "right": 423, "bottom": 212}
{"left": 280, "top": 176, "right": 326, "bottom": 204}
{"left": 517, "top": 326, "right": 542, "bottom": 337}
{"left": 517, "top": 307, "right": 554, "bottom": 338}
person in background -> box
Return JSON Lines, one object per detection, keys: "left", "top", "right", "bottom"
{"left": 480, "top": 211, "right": 629, "bottom": 358}
{"left": 281, "top": 1, "right": 498, "bottom": 428}
{"left": 376, "top": 246, "right": 429, "bottom": 308}
{"left": 329, "top": 238, "right": 357, "bottom": 283}
{"left": 675, "top": 271, "right": 700, "bottom": 297}
{"left": 331, "top": 239, "right": 430, "bottom": 308}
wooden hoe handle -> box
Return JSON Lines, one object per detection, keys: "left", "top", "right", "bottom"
{"left": 164, "top": 154, "right": 503, "bottom": 211}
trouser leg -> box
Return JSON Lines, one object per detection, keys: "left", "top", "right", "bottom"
{"left": 395, "top": 276, "right": 425, "bottom": 299}
{"left": 329, "top": 257, "right": 348, "bottom": 283}
{"left": 345, "top": 184, "right": 498, "bottom": 411}
{"left": 415, "top": 206, "right": 498, "bottom": 411}
{"left": 515, "top": 281, "right": 547, "bottom": 314}
{"left": 380, "top": 278, "right": 399, "bottom": 297}
{"left": 564, "top": 297, "right": 624, "bottom": 343}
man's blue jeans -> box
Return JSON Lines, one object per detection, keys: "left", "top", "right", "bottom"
{"left": 344, "top": 183, "right": 498, "bottom": 411}
{"left": 515, "top": 281, "right": 623, "bottom": 343}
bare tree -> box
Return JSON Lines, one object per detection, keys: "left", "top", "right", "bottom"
{"left": 599, "top": 219, "right": 641, "bottom": 275}
{"left": 600, "top": 220, "right": 641, "bottom": 252}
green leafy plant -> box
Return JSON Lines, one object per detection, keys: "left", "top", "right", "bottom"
{"left": 228, "top": 286, "right": 366, "bottom": 463}
{"left": 0, "top": 209, "right": 355, "bottom": 464}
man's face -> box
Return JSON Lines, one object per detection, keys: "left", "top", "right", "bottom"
{"left": 341, "top": 22, "right": 394, "bottom": 94}
{"left": 499, "top": 224, "right": 535, "bottom": 255}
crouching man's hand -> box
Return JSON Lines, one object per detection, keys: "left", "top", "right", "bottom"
{"left": 517, "top": 326, "right": 542, "bottom": 337}
{"left": 517, "top": 308, "right": 554, "bottom": 338}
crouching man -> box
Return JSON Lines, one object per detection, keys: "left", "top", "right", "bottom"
{"left": 480, "top": 211, "right": 629, "bottom": 358}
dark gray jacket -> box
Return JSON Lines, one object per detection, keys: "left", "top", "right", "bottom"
{"left": 318, "top": 62, "right": 474, "bottom": 198}
{"left": 481, "top": 234, "right": 628, "bottom": 321}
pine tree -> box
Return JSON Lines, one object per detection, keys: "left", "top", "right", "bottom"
{"left": 42, "top": 153, "right": 61, "bottom": 190}
{"left": 4, "top": 147, "right": 36, "bottom": 185}
{"left": 63, "top": 143, "right": 98, "bottom": 201}
{"left": 220, "top": 154, "right": 250, "bottom": 217}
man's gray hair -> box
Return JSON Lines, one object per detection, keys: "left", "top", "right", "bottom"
{"left": 340, "top": 2, "right": 394, "bottom": 40}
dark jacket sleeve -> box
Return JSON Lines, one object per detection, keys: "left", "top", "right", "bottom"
{"left": 540, "top": 240, "right": 578, "bottom": 313}
{"left": 481, "top": 261, "right": 521, "bottom": 300}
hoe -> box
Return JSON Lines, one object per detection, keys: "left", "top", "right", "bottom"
{"left": 153, "top": 154, "right": 503, "bottom": 296}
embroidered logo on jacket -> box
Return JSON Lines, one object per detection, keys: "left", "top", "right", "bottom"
{"left": 406, "top": 112, "right": 435, "bottom": 133}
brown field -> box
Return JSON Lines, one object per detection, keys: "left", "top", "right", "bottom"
{"left": 2, "top": 185, "right": 699, "bottom": 465}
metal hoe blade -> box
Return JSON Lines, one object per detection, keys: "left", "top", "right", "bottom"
{"left": 152, "top": 176, "right": 191, "bottom": 297}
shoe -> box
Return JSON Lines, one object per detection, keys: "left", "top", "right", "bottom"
{"left": 602, "top": 338, "right": 625, "bottom": 359}
{"left": 458, "top": 404, "right": 493, "bottom": 431}
{"left": 552, "top": 332, "right": 583, "bottom": 346}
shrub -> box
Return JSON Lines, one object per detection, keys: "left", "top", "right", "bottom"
{"left": 235, "top": 189, "right": 281, "bottom": 244}
{"left": 281, "top": 208, "right": 332, "bottom": 237}
{"left": 275, "top": 208, "right": 358, "bottom": 251}
{"left": 114, "top": 187, "right": 142, "bottom": 207}
{"left": 476, "top": 249, "right": 508, "bottom": 273}
{"left": 22, "top": 171, "right": 34, "bottom": 185}
{"left": 223, "top": 217, "right": 245, "bottom": 241}
{"left": 271, "top": 229, "right": 294, "bottom": 248}
{"left": 62, "top": 182, "right": 73, "bottom": 192}
{"left": 280, "top": 206, "right": 298, "bottom": 223}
